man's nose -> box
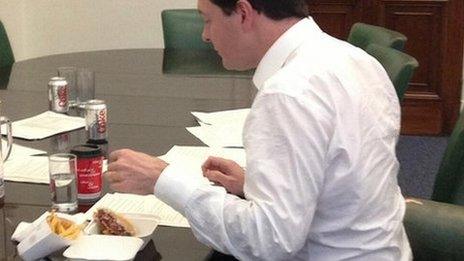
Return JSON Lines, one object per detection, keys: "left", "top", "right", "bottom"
{"left": 202, "top": 29, "right": 211, "bottom": 43}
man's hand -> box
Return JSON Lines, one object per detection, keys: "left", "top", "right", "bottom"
{"left": 104, "top": 149, "right": 168, "bottom": 195}
{"left": 202, "top": 156, "right": 245, "bottom": 197}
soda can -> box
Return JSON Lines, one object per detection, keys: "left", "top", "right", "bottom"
{"left": 48, "top": 77, "right": 69, "bottom": 113}
{"left": 85, "top": 99, "right": 107, "bottom": 141}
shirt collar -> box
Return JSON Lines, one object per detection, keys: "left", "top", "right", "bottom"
{"left": 252, "top": 17, "right": 323, "bottom": 89}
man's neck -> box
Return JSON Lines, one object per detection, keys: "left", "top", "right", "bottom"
{"left": 254, "top": 17, "right": 303, "bottom": 64}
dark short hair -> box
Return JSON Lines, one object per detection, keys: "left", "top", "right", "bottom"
{"left": 210, "top": 0, "right": 309, "bottom": 20}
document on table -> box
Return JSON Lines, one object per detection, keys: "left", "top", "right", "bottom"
{"left": 186, "top": 122, "right": 244, "bottom": 148}
{"left": 191, "top": 108, "right": 250, "bottom": 126}
{"left": 7, "top": 142, "right": 46, "bottom": 160}
{"left": 0, "top": 111, "right": 85, "bottom": 140}
{"left": 189, "top": 108, "right": 249, "bottom": 148}
{"left": 85, "top": 193, "right": 190, "bottom": 228}
{"left": 159, "top": 145, "right": 245, "bottom": 188}
{"left": 160, "top": 145, "right": 246, "bottom": 168}
{"left": 3, "top": 143, "right": 49, "bottom": 184}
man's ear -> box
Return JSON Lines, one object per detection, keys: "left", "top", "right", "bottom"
{"left": 235, "top": 0, "right": 256, "bottom": 32}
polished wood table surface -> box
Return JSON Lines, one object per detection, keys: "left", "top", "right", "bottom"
{"left": 0, "top": 49, "right": 256, "bottom": 260}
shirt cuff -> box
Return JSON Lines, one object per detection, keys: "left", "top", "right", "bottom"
{"left": 154, "top": 163, "right": 206, "bottom": 215}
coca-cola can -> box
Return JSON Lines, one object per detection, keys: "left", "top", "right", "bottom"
{"left": 48, "top": 77, "right": 69, "bottom": 113}
{"left": 85, "top": 99, "right": 107, "bottom": 141}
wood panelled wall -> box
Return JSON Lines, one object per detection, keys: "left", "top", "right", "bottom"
{"left": 308, "top": 0, "right": 464, "bottom": 135}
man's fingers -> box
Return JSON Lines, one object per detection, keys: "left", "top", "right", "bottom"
{"left": 109, "top": 149, "right": 133, "bottom": 163}
{"left": 108, "top": 150, "right": 121, "bottom": 163}
{"left": 107, "top": 157, "right": 132, "bottom": 172}
{"left": 110, "top": 181, "right": 131, "bottom": 193}
{"left": 204, "top": 170, "right": 229, "bottom": 187}
{"left": 107, "top": 161, "right": 125, "bottom": 172}
{"left": 202, "top": 156, "right": 219, "bottom": 171}
{"left": 104, "top": 170, "right": 123, "bottom": 183}
{"left": 202, "top": 156, "right": 233, "bottom": 173}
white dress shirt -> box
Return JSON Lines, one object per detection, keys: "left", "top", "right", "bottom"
{"left": 155, "top": 17, "right": 412, "bottom": 261}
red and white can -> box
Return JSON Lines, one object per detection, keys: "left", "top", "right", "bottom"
{"left": 85, "top": 100, "right": 107, "bottom": 141}
{"left": 48, "top": 77, "right": 69, "bottom": 113}
{"left": 71, "top": 144, "right": 103, "bottom": 200}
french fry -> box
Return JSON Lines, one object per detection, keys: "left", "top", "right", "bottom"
{"left": 46, "top": 212, "right": 81, "bottom": 240}
{"left": 60, "top": 224, "right": 78, "bottom": 237}
{"left": 63, "top": 227, "right": 81, "bottom": 240}
{"left": 46, "top": 212, "right": 56, "bottom": 227}
{"left": 57, "top": 222, "right": 65, "bottom": 234}
{"left": 61, "top": 219, "right": 73, "bottom": 230}
{"left": 50, "top": 216, "right": 60, "bottom": 234}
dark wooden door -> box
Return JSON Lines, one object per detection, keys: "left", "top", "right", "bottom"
{"left": 308, "top": 0, "right": 464, "bottom": 135}
{"left": 308, "top": 0, "right": 363, "bottom": 39}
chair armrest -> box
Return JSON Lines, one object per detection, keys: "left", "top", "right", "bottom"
{"left": 404, "top": 199, "right": 464, "bottom": 259}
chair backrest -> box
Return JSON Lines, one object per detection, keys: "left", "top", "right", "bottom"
{"left": 348, "top": 22, "right": 407, "bottom": 51}
{"left": 365, "top": 43, "right": 418, "bottom": 101}
{"left": 0, "top": 20, "right": 15, "bottom": 68}
{"left": 432, "top": 111, "right": 464, "bottom": 205}
{"left": 161, "top": 9, "right": 213, "bottom": 50}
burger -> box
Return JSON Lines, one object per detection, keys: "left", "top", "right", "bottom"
{"left": 93, "top": 208, "right": 135, "bottom": 236}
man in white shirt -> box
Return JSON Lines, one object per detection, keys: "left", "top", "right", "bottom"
{"left": 105, "top": 0, "right": 412, "bottom": 260}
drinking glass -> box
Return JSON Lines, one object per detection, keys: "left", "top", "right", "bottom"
{"left": 48, "top": 153, "right": 78, "bottom": 213}
{"left": 58, "top": 66, "right": 77, "bottom": 107}
{"left": 0, "top": 100, "right": 13, "bottom": 200}
{"left": 77, "top": 68, "right": 95, "bottom": 108}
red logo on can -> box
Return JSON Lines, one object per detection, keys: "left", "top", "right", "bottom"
{"left": 57, "top": 86, "right": 68, "bottom": 107}
{"left": 97, "top": 110, "right": 106, "bottom": 133}
{"left": 77, "top": 157, "right": 103, "bottom": 196}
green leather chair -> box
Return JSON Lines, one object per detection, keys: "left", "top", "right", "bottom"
{"left": 348, "top": 22, "right": 407, "bottom": 51}
{"left": 404, "top": 110, "right": 464, "bottom": 260}
{"left": 0, "top": 20, "right": 14, "bottom": 68}
{"left": 405, "top": 200, "right": 464, "bottom": 260}
{"left": 431, "top": 109, "right": 464, "bottom": 205}
{"left": 0, "top": 20, "right": 14, "bottom": 88}
{"left": 365, "top": 43, "right": 418, "bottom": 101}
{"left": 161, "top": 9, "right": 252, "bottom": 77}
{"left": 161, "top": 9, "right": 213, "bottom": 50}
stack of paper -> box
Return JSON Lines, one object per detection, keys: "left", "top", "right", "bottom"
{"left": 188, "top": 108, "right": 250, "bottom": 148}
{"left": 85, "top": 193, "right": 190, "bottom": 228}
{"left": 186, "top": 123, "right": 244, "bottom": 148}
{"left": 3, "top": 143, "right": 49, "bottom": 184}
{"left": 0, "top": 111, "right": 85, "bottom": 140}
{"left": 191, "top": 108, "right": 250, "bottom": 126}
{"left": 160, "top": 145, "right": 246, "bottom": 168}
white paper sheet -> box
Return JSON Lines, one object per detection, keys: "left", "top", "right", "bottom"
{"left": 191, "top": 108, "right": 250, "bottom": 126}
{"left": 1, "top": 111, "right": 85, "bottom": 140}
{"left": 4, "top": 157, "right": 49, "bottom": 184}
{"left": 7, "top": 142, "right": 46, "bottom": 160}
{"left": 4, "top": 156, "right": 107, "bottom": 185}
{"left": 186, "top": 122, "right": 244, "bottom": 148}
{"left": 3, "top": 143, "right": 49, "bottom": 184}
{"left": 85, "top": 193, "right": 190, "bottom": 228}
{"left": 161, "top": 145, "right": 246, "bottom": 168}
{"left": 189, "top": 109, "right": 249, "bottom": 148}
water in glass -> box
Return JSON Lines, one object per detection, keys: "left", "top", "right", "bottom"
{"left": 49, "top": 153, "right": 78, "bottom": 213}
{"left": 50, "top": 172, "right": 77, "bottom": 212}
